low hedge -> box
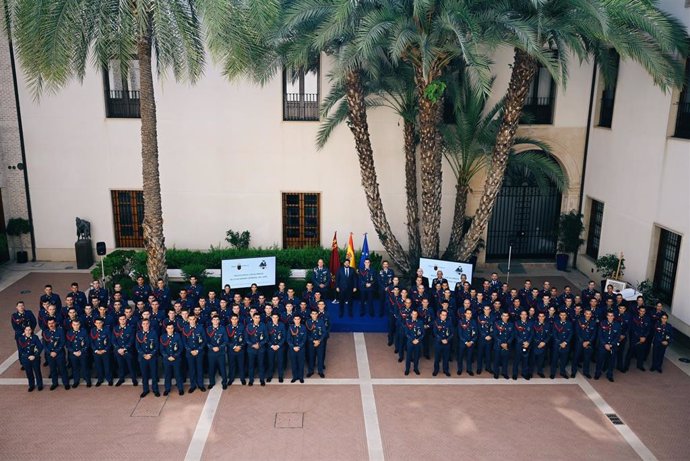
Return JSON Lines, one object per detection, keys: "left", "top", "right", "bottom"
{"left": 91, "top": 247, "right": 381, "bottom": 292}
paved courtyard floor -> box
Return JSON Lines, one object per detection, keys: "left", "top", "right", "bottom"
{"left": 1, "top": 272, "right": 689, "bottom": 460}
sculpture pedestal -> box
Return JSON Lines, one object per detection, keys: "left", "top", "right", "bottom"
{"left": 75, "top": 239, "right": 94, "bottom": 269}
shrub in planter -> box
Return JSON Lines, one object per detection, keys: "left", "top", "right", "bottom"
{"left": 556, "top": 211, "right": 584, "bottom": 270}
{"left": 595, "top": 253, "right": 625, "bottom": 279}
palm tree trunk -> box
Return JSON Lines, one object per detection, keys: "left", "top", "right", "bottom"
{"left": 138, "top": 34, "right": 168, "bottom": 284}
{"left": 403, "top": 119, "right": 420, "bottom": 269}
{"left": 443, "top": 182, "right": 469, "bottom": 260}
{"left": 415, "top": 69, "right": 443, "bottom": 258}
{"left": 457, "top": 48, "right": 537, "bottom": 260}
{"left": 344, "top": 69, "right": 410, "bottom": 273}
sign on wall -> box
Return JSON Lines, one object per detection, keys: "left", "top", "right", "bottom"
{"left": 419, "top": 257, "right": 474, "bottom": 287}
{"left": 221, "top": 257, "right": 276, "bottom": 289}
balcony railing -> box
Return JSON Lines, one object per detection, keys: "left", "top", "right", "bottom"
{"left": 674, "top": 102, "right": 690, "bottom": 139}
{"left": 598, "top": 97, "right": 614, "bottom": 128}
{"left": 520, "top": 96, "right": 554, "bottom": 125}
{"left": 106, "top": 90, "right": 140, "bottom": 118}
{"left": 284, "top": 93, "right": 319, "bottom": 121}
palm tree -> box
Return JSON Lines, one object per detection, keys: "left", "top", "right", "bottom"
{"left": 9, "top": 0, "right": 205, "bottom": 283}
{"left": 441, "top": 75, "right": 567, "bottom": 260}
{"left": 457, "top": 0, "right": 690, "bottom": 260}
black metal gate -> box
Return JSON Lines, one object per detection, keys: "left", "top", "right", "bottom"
{"left": 486, "top": 185, "right": 562, "bottom": 260}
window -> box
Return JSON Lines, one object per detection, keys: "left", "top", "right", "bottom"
{"left": 111, "top": 190, "right": 144, "bottom": 248}
{"left": 282, "top": 193, "right": 320, "bottom": 248}
{"left": 521, "top": 64, "right": 555, "bottom": 125}
{"left": 586, "top": 199, "right": 604, "bottom": 259}
{"left": 283, "top": 66, "right": 319, "bottom": 121}
{"left": 653, "top": 228, "right": 681, "bottom": 304}
{"left": 673, "top": 59, "right": 690, "bottom": 139}
{"left": 598, "top": 51, "right": 619, "bottom": 128}
{"left": 104, "top": 59, "right": 140, "bottom": 118}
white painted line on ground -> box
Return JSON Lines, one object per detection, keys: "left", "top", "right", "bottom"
{"left": 184, "top": 384, "right": 223, "bottom": 461}
{"left": 371, "top": 378, "right": 573, "bottom": 385}
{"left": 665, "top": 346, "right": 690, "bottom": 378}
{"left": 354, "top": 333, "right": 384, "bottom": 461}
{"left": 0, "top": 351, "right": 18, "bottom": 376}
{"left": 576, "top": 376, "right": 657, "bottom": 461}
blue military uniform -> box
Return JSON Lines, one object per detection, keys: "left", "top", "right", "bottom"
{"left": 512, "top": 319, "right": 533, "bottom": 379}
{"left": 457, "top": 317, "right": 478, "bottom": 375}
{"left": 182, "top": 323, "right": 206, "bottom": 391}
{"left": 312, "top": 266, "right": 331, "bottom": 296}
{"left": 492, "top": 319, "right": 514, "bottom": 379}
{"left": 186, "top": 282, "right": 204, "bottom": 305}
{"left": 624, "top": 314, "right": 652, "bottom": 371}
{"left": 378, "top": 268, "right": 395, "bottom": 317}
{"left": 595, "top": 319, "right": 621, "bottom": 381}
{"left": 132, "top": 283, "right": 152, "bottom": 304}
{"left": 404, "top": 318, "right": 424, "bottom": 375}
{"left": 136, "top": 329, "right": 160, "bottom": 395}
{"left": 418, "top": 306, "right": 434, "bottom": 359}
{"left": 225, "top": 323, "right": 246, "bottom": 385}
{"left": 42, "top": 326, "right": 69, "bottom": 388}
{"left": 266, "top": 321, "right": 286, "bottom": 382}
{"left": 305, "top": 317, "right": 326, "bottom": 376}
{"left": 153, "top": 285, "right": 172, "bottom": 310}
{"left": 287, "top": 323, "right": 307, "bottom": 382}
{"left": 11, "top": 309, "right": 37, "bottom": 340}
{"left": 206, "top": 325, "right": 228, "bottom": 388}
{"left": 245, "top": 321, "right": 268, "bottom": 385}
{"left": 476, "top": 312, "right": 494, "bottom": 374}
{"left": 17, "top": 332, "right": 44, "bottom": 390}
{"left": 432, "top": 318, "right": 453, "bottom": 375}
{"left": 571, "top": 316, "right": 597, "bottom": 378}
{"left": 89, "top": 325, "right": 112, "bottom": 385}
{"left": 650, "top": 322, "right": 672, "bottom": 373}
{"left": 550, "top": 319, "right": 573, "bottom": 378}
{"left": 66, "top": 327, "right": 91, "bottom": 387}
{"left": 160, "top": 330, "right": 184, "bottom": 394}
{"left": 395, "top": 303, "right": 412, "bottom": 361}
{"left": 112, "top": 323, "right": 137, "bottom": 385}
{"left": 531, "top": 321, "right": 552, "bottom": 377}
{"left": 358, "top": 267, "right": 376, "bottom": 317}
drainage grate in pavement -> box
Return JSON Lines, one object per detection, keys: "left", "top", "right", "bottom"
{"left": 131, "top": 396, "right": 167, "bottom": 417}
{"left": 20, "top": 290, "right": 31, "bottom": 294}
{"left": 606, "top": 413, "right": 624, "bottom": 425}
{"left": 275, "top": 412, "right": 304, "bottom": 429}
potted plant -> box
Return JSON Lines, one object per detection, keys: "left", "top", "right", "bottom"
{"left": 6, "top": 217, "right": 31, "bottom": 263}
{"left": 595, "top": 253, "right": 625, "bottom": 292}
{"left": 556, "top": 211, "right": 584, "bottom": 270}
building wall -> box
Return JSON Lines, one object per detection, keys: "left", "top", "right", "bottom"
{"left": 579, "top": 0, "right": 690, "bottom": 334}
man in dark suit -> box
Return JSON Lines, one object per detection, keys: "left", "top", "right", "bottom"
{"left": 336, "top": 260, "right": 357, "bottom": 318}
{"left": 410, "top": 268, "right": 430, "bottom": 290}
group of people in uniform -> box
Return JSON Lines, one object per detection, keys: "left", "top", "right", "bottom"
{"left": 380, "top": 270, "right": 674, "bottom": 382}
{"left": 10, "top": 276, "right": 331, "bottom": 397}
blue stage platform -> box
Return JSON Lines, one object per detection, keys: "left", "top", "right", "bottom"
{"left": 326, "top": 300, "right": 387, "bottom": 332}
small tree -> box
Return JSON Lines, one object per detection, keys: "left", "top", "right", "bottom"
{"left": 557, "top": 211, "right": 584, "bottom": 268}
{"left": 596, "top": 253, "right": 626, "bottom": 279}
{"left": 225, "top": 229, "right": 251, "bottom": 250}
{"left": 6, "top": 217, "right": 31, "bottom": 249}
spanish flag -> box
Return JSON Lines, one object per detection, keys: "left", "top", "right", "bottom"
{"left": 346, "top": 233, "right": 356, "bottom": 268}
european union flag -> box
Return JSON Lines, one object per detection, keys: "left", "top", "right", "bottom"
{"left": 359, "top": 233, "right": 370, "bottom": 271}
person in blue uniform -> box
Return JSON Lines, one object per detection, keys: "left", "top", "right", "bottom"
{"left": 226, "top": 314, "right": 246, "bottom": 386}
{"left": 614, "top": 303, "right": 631, "bottom": 372}
{"left": 457, "top": 308, "right": 478, "bottom": 376}
{"left": 396, "top": 297, "right": 413, "bottom": 362}
{"left": 182, "top": 313, "right": 206, "bottom": 393}
{"left": 650, "top": 313, "right": 672, "bottom": 373}
{"left": 186, "top": 276, "right": 204, "bottom": 305}
{"left": 550, "top": 310, "right": 573, "bottom": 379}
{"left": 266, "top": 312, "right": 286, "bottom": 383}
{"left": 336, "top": 260, "right": 357, "bottom": 318}
{"left": 512, "top": 310, "right": 532, "bottom": 380}
{"left": 136, "top": 318, "right": 160, "bottom": 397}
{"left": 90, "top": 317, "right": 113, "bottom": 386}
{"left": 476, "top": 305, "right": 494, "bottom": 375}
{"left": 42, "top": 318, "right": 69, "bottom": 390}
{"left": 131, "top": 275, "right": 152, "bottom": 304}
{"left": 624, "top": 305, "right": 652, "bottom": 372}
{"left": 404, "top": 309, "right": 424, "bottom": 375}
{"left": 492, "top": 312, "right": 514, "bottom": 379}
{"left": 39, "top": 285, "right": 62, "bottom": 312}
{"left": 432, "top": 309, "right": 453, "bottom": 376}
{"left": 306, "top": 309, "right": 326, "bottom": 378}
{"left": 87, "top": 280, "right": 109, "bottom": 307}
{"left": 418, "top": 298, "right": 434, "bottom": 359}
{"left": 531, "top": 312, "right": 551, "bottom": 378}
{"left": 378, "top": 261, "right": 395, "bottom": 317}
{"left": 245, "top": 312, "right": 267, "bottom": 386}
{"left": 65, "top": 318, "right": 90, "bottom": 388}
{"left": 595, "top": 311, "right": 621, "bottom": 382}
{"left": 11, "top": 301, "right": 37, "bottom": 340}
{"left": 112, "top": 313, "right": 138, "bottom": 387}
{"left": 153, "top": 278, "right": 171, "bottom": 310}
{"left": 358, "top": 258, "right": 376, "bottom": 317}
{"left": 312, "top": 259, "right": 331, "bottom": 297}
{"left": 160, "top": 323, "right": 184, "bottom": 396}
{"left": 571, "top": 309, "right": 597, "bottom": 378}
{"left": 206, "top": 315, "right": 228, "bottom": 390}
{"left": 17, "top": 325, "right": 43, "bottom": 392}
{"left": 287, "top": 314, "right": 307, "bottom": 383}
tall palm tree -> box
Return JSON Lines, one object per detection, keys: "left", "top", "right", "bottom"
{"left": 457, "top": 0, "right": 690, "bottom": 260}
{"left": 9, "top": 0, "right": 205, "bottom": 283}
{"left": 441, "top": 74, "right": 567, "bottom": 260}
